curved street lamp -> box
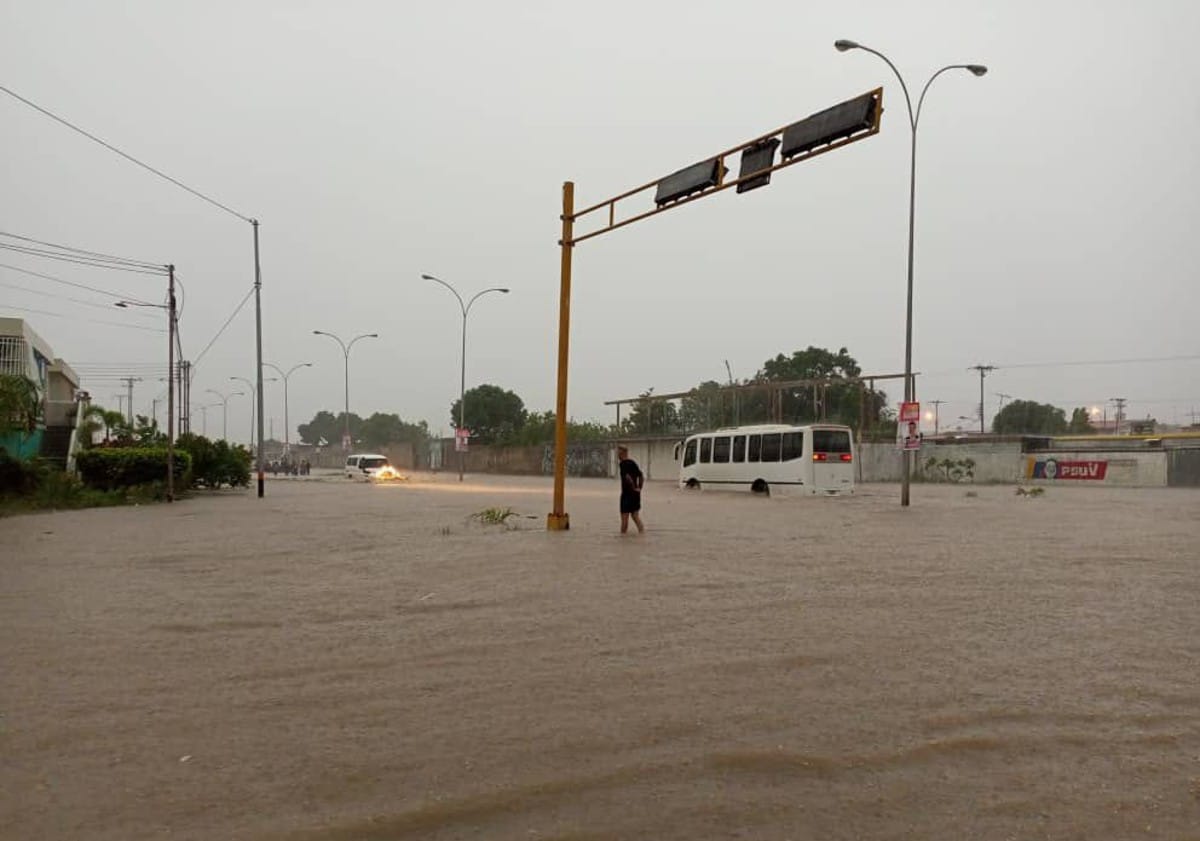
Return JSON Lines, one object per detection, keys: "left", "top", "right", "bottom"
{"left": 420, "top": 273, "right": 510, "bottom": 481}
{"left": 230, "top": 375, "right": 276, "bottom": 448}
{"left": 264, "top": 362, "right": 313, "bottom": 455}
{"left": 205, "top": 388, "right": 244, "bottom": 441}
{"left": 312, "top": 331, "right": 378, "bottom": 452}
{"left": 835, "top": 39, "right": 986, "bottom": 506}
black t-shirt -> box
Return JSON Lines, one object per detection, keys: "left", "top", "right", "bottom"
{"left": 619, "top": 458, "right": 643, "bottom": 494}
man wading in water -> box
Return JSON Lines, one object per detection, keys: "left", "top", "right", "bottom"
{"left": 617, "top": 445, "right": 645, "bottom": 535}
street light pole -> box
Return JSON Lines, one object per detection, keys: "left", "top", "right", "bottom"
{"left": 835, "top": 39, "right": 986, "bottom": 505}
{"left": 312, "top": 331, "right": 378, "bottom": 453}
{"left": 115, "top": 269, "right": 176, "bottom": 501}
{"left": 206, "top": 389, "right": 243, "bottom": 441}
{"left": 419, "top": 274, "right": 510, "bottom": 482}
{"left": 264, "top": 362, "right": 313, "bottom": 456}
{"left": 231, "top": 376, "right": 275, "bottom": 449}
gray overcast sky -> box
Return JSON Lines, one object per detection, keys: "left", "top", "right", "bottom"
{"left": 2, "top": 0, "right": 1197, "bottom": 442}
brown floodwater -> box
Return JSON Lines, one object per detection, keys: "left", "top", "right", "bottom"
{"left": 2, "top": 475, "right": 1198, "bottom": 839}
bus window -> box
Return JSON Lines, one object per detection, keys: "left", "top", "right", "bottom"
{"left": 713, "top": 436, "right": 731, "bottom": 463}
{"left": 732, "top": 435, "right": 746, "bottom": 463}
{"left": 683, "top": 440, "right": 697, "bottom": 467}
{"left": 812, "top": 429, "right": 852, "bottom": 453}
{"left": 761, "top": 433, "right": 782, "bottom": 462}
{"left": 783, "top": 431, "right": 804, "bottom": 461}
{"left": 700, "top": 437, "right": 712, "bottom": 463}
{"left": 748, "top": 434, "right": 761, "bottom": 462}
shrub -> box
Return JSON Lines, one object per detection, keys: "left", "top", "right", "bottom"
{"left": 0, "top": 447, "right": 40, "bottom": 496}
{"left": 176, "top": 434, "right": 251, "bottom": 489}
{"left": 76, "top": 447, "right": 191, "bottom": 491}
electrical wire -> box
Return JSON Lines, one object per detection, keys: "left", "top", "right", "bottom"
{"left": 0, "top": 242, "right": 167, "bottom": 275}
{"left": 0, "top": 84, "right": 253, "bottom": 224}
{"left": 0, "top": 230, "right": 164, "bottom": 269}
{"left": 0, "top": 261, "right": 154, "bottom": 304}
{"left": 190, "top": 285, "right": 254, "bottom": 368}
{"left": 1, "top": 304, "right": 165, "bottom": 332}
{"left": 0, "top": 278, "right": 162, "bottom": 319}
{"left": 923, "top": 354, "right": 1200, "bottom": 377}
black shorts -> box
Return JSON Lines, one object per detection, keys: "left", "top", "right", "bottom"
{"left": 620, "top": 492, "right": 641, "bottom": 514}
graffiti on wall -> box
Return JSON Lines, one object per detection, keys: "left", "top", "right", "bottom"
{"left": 542, "top": 444, "right": 610, "bottom": 477}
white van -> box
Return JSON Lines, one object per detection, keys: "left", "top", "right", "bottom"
{"left": 675, "top": 424, "right": 855, "bottom": 496}
{"left": 344, "top": 453, "right": 394, "bottom": 481}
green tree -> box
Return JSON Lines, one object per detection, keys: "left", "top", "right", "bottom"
{"left": 358, "top": 412, "right": 431, "bottom": 451}
{"left": 618, "top": 389, "right": 680, "bottom": 436}
{"left": 678, "top": 381, "right": 738, "bottom": 431}
{"left": 81, "top": 405, "right": 129, "bottom": 445}
{"left": 514, "top": 410, "right": 610, "bottom": 445}
{"left": 298, "top": 410, "right": 364, "bottom": 447}
{"left": 0, "top": 374, "right": 42, "bottom": 438}
{"left": 1067, "top": 407, "right": 1096, "bottom": 434}
{"left": 450, "top": 384, "right": 526, "bottom": 444}
{"left": 741, "top": 346, "right": 887, "bottom": 430}
{"left": 992, "top": 400, "right": 1068, "bottom": 435}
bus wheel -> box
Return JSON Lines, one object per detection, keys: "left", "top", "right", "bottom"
{"left": 751, "top": 479, "right": 770, "bottom": 496}
{"left": 685, "top": 479, "right": 701, "bottom": 490}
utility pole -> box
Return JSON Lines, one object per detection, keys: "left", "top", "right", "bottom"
{"left": 119, "top": 377, "right": 142, "bottom": 424}
{"left": 166, "top": 264, "right": 176, "bottom": 502}
{"left": 969, "top": 365, "right": 995, "bottom": 433}
{"left": 930, "top": 399, "right": 945, "bottom": 435}
{"left": 725, "top": 359, "right": 738, "bottom": 426}
{"left": 1110, "top": 397, "right": 1127, "bottom": 435}
{"left": 995, "top": 392, "right": 1011, "bottom": 412}
{"left": 177, "top": 360, "right": 191, "bottom": 436}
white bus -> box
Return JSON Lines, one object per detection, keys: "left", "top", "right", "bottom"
{"left": 675, "top": 424, "right": 855, "bottom": 496}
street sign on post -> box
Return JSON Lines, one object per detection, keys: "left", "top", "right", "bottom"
{"left": 898, "top": 401, "right": 921, "bottom": 451}
{"left": 341, "top": 432, "right": 351, "bottom": 451}
{"left": 455, "top": 428, "right": 470, "bottom": 453}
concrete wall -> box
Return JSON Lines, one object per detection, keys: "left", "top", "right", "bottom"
{"left": 1022, "top": 450, "right": 1167, "bottom": 487}
{"left": 413, "top": 436, "right": 1182, "bottom": 489}
{"left": 858, "top": 441, "right": 1172, "bottom": 487}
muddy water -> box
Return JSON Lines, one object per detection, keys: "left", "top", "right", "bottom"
{"left": 2, "top": 477, "right": 1198, "bottom": 839}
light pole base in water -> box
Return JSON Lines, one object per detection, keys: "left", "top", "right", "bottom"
{"left": 546, "top": 513, "right": 570, "bottom": 531}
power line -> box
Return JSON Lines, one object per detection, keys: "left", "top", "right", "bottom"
{"left": 0, "top": 278, "right": 161, "bottom": 319}
{"left": 1, "top": 303, "right": 165, "bottom": 332}
{"left": 0, "top": 230, "right": 164, "bottom": 269}
{"left": 0, "top": 84, "right": 252, "bottom": 223}
{"left": 924, "top": 353, "right": 1200, "bottom": 377}
{"left": 0, "top": 242, "right": 167, "bottom": 275}
{"left": 0, "top": 261, "right": 153, "bottom": 303}
{"left": 191, "top": 285, "right": 254, "bottom": 367}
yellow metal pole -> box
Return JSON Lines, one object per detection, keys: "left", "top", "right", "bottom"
{"left": 547, "top": 181, "right": 575, "bottom": 530}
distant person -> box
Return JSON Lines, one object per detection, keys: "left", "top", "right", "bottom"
{"left": 617, "top": 445, "right": 645, "bottom": 535}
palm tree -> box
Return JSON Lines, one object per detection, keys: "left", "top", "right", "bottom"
{"left": 81, "top": 405, "right": 127, "bottom": 445}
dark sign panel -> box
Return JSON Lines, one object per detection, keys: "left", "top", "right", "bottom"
{"left": 736, "top": 137, "right": 781, "bottom": 194}
{"left": 654, "top": 158, "right": 724, "bottom": 206}
{"left": 781, "top": 92, "right": 877, "bottom": 160}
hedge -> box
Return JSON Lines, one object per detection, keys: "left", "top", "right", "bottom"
{"left": 176, "top": 434, "right": 251, "bottom": 488}
{"left": 76, "top": 447, "right": 191, "bottom": 491}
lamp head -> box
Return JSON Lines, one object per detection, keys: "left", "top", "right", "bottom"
{"left": 966, "top": 64, "right": 988, "bottom": 77}
{"left": 498, "top": 288, "right": 511, "bottom": 294}
{"left": 312, "top": 330, "right": 322, "bottom": 335}
{"left": 420, "top": 273, "right": 436, "bottom": 281}
{"left": 114, "top": 302, "right": 129, "bottom": 309}
{"left": 368, "top": 333, "right": 379, "bottom": 338}
{"left": 834, "top": 39, "right": 860, "bottom": 52}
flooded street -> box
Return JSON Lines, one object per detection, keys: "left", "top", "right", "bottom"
{"left": 3, "top": 476, "right": 1198, "bottom": 839}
